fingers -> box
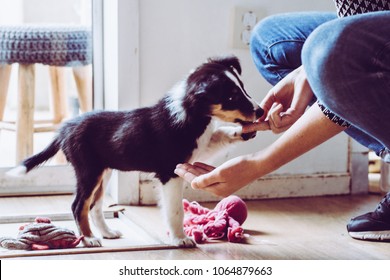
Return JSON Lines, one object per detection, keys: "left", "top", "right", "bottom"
{"left": 191, "top": 170, "right": 222, "bottom": 190}
{"left": 174, "top": 162, "right": 220, "bottom": 190}
{"left": 174, "top": 162, "right": 236, "bottom": 198}
{"left": 174, "top": 162, "right": 215, "bottom": 184}
{"left": 268, "top": 103, "right": 283, "bottom": 130}
{"left": 193, "top": 162, "right": 215, "bottom": 172}
{"left": 259, "top": 90, "right": 275, "bottom": 122}
{"left": 267, "top": 104, "right": 299, "bottom": 133}
{"left": 174, "top": 164, "right": 199, "bottom": 183}
{"left": 174, "top": 163, "right": 204, "bottom": 182}
{"left": 267, "top": 103, "right": 290, "bottom": 133}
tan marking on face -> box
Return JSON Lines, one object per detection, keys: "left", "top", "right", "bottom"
{"left": 211, "top": 104, "right": 255, "bottom": 123}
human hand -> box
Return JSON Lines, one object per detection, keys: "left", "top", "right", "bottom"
{"left": 174, "top": 156, "right": 260, "bottom": 197}
{"left": 260, "top": 66, "right": 314, "bottom": 133}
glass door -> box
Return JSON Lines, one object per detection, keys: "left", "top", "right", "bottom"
{"left": 0, "top": 0, "right": 93, "bottom": 195}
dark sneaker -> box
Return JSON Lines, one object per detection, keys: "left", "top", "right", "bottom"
{"left": 347, "top": 192, "right": 390, "bottom": 241}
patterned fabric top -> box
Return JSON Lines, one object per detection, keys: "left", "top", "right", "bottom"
{"left": 0, "top": 25, "right": 92, "bottom": 67}
{"left": 317, "top": 102, "right": 351, "bottom": 128}
{"left": 334, "top": 0, "right": 390, "bottom": 17}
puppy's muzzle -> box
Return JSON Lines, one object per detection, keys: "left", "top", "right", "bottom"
{"left": 240, "top": 107, "right": 264, "bottom": 141}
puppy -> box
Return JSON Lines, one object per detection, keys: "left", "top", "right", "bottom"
{"left": 7, "top": 55, "right": 263, "bottom": 247}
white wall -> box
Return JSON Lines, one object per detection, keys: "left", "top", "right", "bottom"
{"left": 139, "top": 0, "right": 335, "bottom": 106}
{"left": 0, "top": 0, "right": 23, "bottom": 24}
{"left": 137, "top": 0, "right": 348, "bottom": 176}
{"left": 22, "top": 0, "right": 83, "bottom": 24}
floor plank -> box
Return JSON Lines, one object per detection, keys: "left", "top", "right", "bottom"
{"left": 1, "top": 193, "right": 390, "bottom": 260}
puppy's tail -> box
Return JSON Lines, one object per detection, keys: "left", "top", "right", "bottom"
{"left": 6, "top": 136, "right": 62, "bottom": 177}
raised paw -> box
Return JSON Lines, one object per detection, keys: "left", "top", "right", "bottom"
{"left": 241, "top": 131, "right": 256, "bottom": 141}
{"left": 211, "top": 126, "right": 242, "bottom": 143}
{"left": 83, "top": 236, "right": 103, "bottom": 247}
{"left": 103, "top": 229, "right": 122, "bottom": 239}
{"left": 225, "top": 126, "right": 243, "bottom": 139}
{"left": 171, "top": 237, "right": 197, "bottom": 248}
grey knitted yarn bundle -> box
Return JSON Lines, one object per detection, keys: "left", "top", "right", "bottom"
{"left": 0, "top": 25, "right": 92, "bottom": 67}
{"left": 0, "top": 217, "right": 83, "bottom": 250}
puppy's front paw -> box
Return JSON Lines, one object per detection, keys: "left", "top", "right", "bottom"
{"left": 171, "top": 237, "right": 196, "bottom": 248}
{"left": 241, "top": 131, "right": 257, "bottom": 141}
{"left": 212, "top": 126, "right": 243, "bottom": 143}
{"left": 228, "top": 126, "right": 244, "bottom": 139}
{"left": 83, "top": 237, "right": 103, "bottom": 247}
{"left": 216, "top": 126, "right": 256, "bottom": 142}
{"left": 103, "top": 229, "right": 122, "bottom": 239}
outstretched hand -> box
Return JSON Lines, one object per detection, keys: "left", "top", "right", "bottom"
{"left": 174, "top": 156, "right": 260, "bottom": 197}
{"left": 175, "top": 162, "right": 215, "bottom": 186}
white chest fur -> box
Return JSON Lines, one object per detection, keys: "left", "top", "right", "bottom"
{"left": 188, "top": 119, "right": 242, "bottom": 164}
{"left": 188, "top": 120, "right": 216, "bottom": 163}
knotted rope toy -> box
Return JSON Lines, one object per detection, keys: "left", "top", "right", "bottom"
{"left": 183, "top": 195, "right": 248, "bottom": 243}
{"left": 0, "top": 217, "right": 83, "bottom": 250}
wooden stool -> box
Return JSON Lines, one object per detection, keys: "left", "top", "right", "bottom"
{"left": 0, "top": 25, "right": 92, "bottom": 163}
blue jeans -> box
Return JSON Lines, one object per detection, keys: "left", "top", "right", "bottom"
{"left": 250, "top": 11, "right": 390, "bottom": 153}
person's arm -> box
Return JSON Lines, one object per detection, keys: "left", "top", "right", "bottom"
{"left": 175, "top": 102, "right": 346, "bottom": 197}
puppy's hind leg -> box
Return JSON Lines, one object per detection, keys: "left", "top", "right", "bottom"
{"left": 160, "top": 177, "right": 196, "bottom": 248}
{"left": 72, "top": 168, "right": 106, "bottom": 247}
{"left": 90, "top": 169, "right": 122, "bottom": 239}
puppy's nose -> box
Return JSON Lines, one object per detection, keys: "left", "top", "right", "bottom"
{"left": 255, "top": 107, "right": 264, "bottom": 119}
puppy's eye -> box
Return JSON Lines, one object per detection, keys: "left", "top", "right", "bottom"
{"left": 227, "top": 93, "right": 238, "bottom": 102}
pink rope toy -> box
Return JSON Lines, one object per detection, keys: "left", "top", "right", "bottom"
{"left": 182, "top": 195, "right": 248, "bottom": 243}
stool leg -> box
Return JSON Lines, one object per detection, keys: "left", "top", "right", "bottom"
{"left": 72, "top": 65, "right": 92, "bottom": 113}
{"left": 16, "top": 64, "right": 35, "bottom": 163}
{"left": 0, "top": 64, "right": 12, "bottom": 122}
{"left": 49, "top": 66, "right": 68, "bottom": 124}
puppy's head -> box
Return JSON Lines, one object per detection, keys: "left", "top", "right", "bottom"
{"left": 186, "top": 55, "right": 263, "bottom": 124}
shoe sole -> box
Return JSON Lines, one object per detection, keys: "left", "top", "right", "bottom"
{"left": 348, "top": 230, "right": 390, "bottom": 241}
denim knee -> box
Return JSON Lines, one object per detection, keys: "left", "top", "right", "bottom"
{"left": 301, "top": 20, "right": 347, "bottom": 110}
{"left": 250, "top": 14, "right": 305, "bottom": 85}
{"left": 250, "top": 12, "right": 338, "bottom": 86}
{"left": 302, "top": 13, "right": 390, "bottom": 151}
{"left": 301, "top": 14, "right": 387, "bottom": 108}
{"left": 250, "top": 15, "right": 282, "bottom": 85}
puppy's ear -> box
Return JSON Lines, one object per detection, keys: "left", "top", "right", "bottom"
{"left": 207, "top": 55, "right": 241, "bottom": 75}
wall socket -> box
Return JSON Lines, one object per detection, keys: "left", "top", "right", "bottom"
{"left": 232, "top": 6, "right": 267, "bottom": 49}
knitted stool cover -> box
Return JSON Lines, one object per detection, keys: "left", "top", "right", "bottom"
{"left": 0, "top": 25, "right": 92, "bottom": 67}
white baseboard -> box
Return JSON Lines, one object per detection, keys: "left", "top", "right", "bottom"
{"left": 139, "top": 173, "right": 351, "bottom": 205}
{"left": 0, "top": 166, "right": 75, "bottom": 196}
{"left": 0, "top": 166, "right": 351, "bottom": 206}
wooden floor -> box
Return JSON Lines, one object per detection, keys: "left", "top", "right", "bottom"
{"left": 1, "top": 193, "right": 390, "bottom": 260}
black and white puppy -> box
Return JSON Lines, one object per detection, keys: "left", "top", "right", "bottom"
{"left": 7, "top": 55, "right": 263, "bottom": 248}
